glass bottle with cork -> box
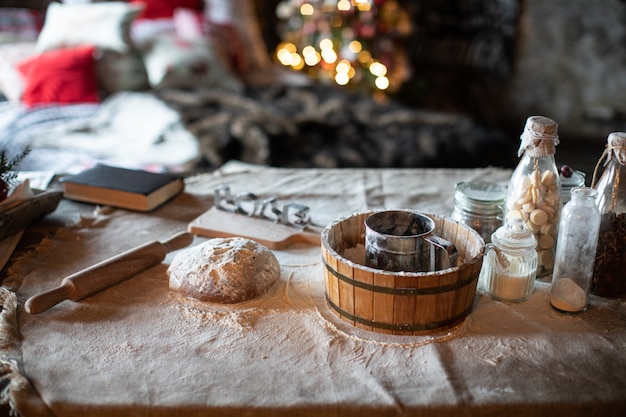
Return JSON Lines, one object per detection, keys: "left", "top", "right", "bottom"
{"left": 504, "top": 116, "right": 562, "bottom": 278}
{"left": 591, "top": 132, "right": 626, "bottom": 297}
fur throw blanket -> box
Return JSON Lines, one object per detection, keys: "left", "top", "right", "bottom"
{"left": 157, "top": 84, "right": 515, "bottom": 169}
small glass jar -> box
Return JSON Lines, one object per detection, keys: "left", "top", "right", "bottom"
{"left": 592, "top": 132, "right": 626, "bottom": 297}
{"left": 550, "top": 187, "right": 600, "bottom": 313}
{"left": 450, "top": 181, "right": 506, "bottom": 243}
{"left": 480, "top": 217, "right": 538, "bottom": 302}
{"left": 504, "top": 116, "right": 562, "bottom": 278}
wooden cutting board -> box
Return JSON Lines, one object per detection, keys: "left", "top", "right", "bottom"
{"left": 187, "top": 207, "right": 322, "bottom": 249}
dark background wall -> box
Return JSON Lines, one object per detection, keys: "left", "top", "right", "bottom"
{"left": 255, "top": 0, "right": 626, "bottom": 177}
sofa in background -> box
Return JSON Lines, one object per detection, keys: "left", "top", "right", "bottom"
{"left": 0, "top": 0, "right": 517, "bottom": 175}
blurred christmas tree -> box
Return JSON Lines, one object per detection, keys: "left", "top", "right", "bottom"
{"left": 273, "top": 0, "right": 413, "bottom": 97}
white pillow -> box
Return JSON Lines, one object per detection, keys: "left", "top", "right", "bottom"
{"left": 140, "top": 34, "right": 243, "bottom": 92}
{"left": 0, "top": 42, "right": 37, "bottom": 101}
{"left": 130, "top": 18, "right": 177, "bottom": 46}
{"left": 36, "top": 2, "right": 144, "bottom": 53}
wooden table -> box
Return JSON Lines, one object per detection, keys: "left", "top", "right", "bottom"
{"left": 2, "top": 162, "right": 625, "bottom": 417}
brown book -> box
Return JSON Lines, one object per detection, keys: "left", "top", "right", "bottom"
{"left": 60, "top": 164, "right": 184, "bottom": 212}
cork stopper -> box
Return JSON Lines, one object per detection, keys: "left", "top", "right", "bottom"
{"left": 518, "top": 115, "right": 559, "bottom": 157}
{"left": 607, "top": 132, "right": 626, "bottom": 166}
{"left": 592, "top": 131, "right": 626, "bottom": 186}
{"left": 607, "top": 131, "right": 626, "bottom": 146}
{"left": 525, "top": 116, "right": 558, "bottom": 135}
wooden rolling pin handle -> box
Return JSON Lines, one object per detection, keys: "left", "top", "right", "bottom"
{"left": 24, "top": 232, "right": 194, "bottom": 315}
{"left": 163, "top": 231, "right": 194, "bottom": 252}
{"left": 24, "top": 284, "right": 75, "bottom": 315}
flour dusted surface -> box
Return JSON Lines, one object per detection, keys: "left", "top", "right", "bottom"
{"left": 167, "top": 237, "right": 280, "bottom": 303}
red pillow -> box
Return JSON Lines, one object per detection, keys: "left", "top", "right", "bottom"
{"left": 17, "top": 45, "right": 100, "bottom": 107}
{"left": 130, "top": 0, "right": 204, "bottom": 19}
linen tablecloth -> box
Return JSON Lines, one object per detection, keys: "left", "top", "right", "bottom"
{"left": 2, "top": 161, "right": 625, "bottom": 416}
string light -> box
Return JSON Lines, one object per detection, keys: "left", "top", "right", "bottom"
{"left": 302, "top": 45, "right": 321, "bottom": 66}
{"left": 337, "top": 0, "right": 351, "bottom": 12}
{"left": 319, "top": 38, "right": 333, "bottom": 50}
{"left": 369, "top": 61, "right": 387, "bottom": 77}
{"left": 300, "top": 3, "right": 315, "bottom": 16}
{"left": 290, "top": 53, "right": 305, "bottom": 70}
{"left": 274, "top": 0, "right": 406, "bottom": 92}
{"left": 336, "top": 60, "right": 350, "bottom": 73}
{"left": 321, "top": 47, "right": 338, "bottom": 64}
{"left": 276, "top": 42, "right": 297, "bottom": 66}
{"left": 375, "top": 76, "right": 390, "bottom": 90}
{"left": 348, "top": 40, "right": 362, "bottom": 54}
{"left": 355, "top": 0, "right": 371, "bottom": 12}
{"left": 335, "top": 72, "right": 350, "bottom": 85}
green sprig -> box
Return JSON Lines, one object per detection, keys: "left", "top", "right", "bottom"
{"left": 0, "top": 147, "right": 31, "bottom": 185}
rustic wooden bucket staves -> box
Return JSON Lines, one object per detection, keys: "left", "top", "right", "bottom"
{"left": 321, "top": 211, "right": 485, "bottom": 335}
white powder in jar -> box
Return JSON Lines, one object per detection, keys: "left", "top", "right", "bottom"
{"left": 485, "top": 257, "right": 535, "bottom": 302}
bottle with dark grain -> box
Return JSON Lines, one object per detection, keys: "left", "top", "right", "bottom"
{"left": 591, "top": 132, "right": 626, "bottom": 297}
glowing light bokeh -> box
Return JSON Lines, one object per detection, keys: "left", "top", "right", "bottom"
{"left": 275, "top": 0, "right": 399, "bottom": 91}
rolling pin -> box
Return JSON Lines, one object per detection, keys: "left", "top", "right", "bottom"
{"left": 24, "top": 231, "right": 194, "bottom": 314}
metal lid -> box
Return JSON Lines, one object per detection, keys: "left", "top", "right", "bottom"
{"left": 560, "top": 169, "right": 586, "bottom": 188}
{"left": 454, "top": 181, "right": 506, "bottom": 215}
{"left": 491, "top": 218, "right": 537, "bottom": 250}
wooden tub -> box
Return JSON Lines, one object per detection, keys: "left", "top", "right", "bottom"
{"left": 321, "top": 210, "right": 485, "bottom": 335}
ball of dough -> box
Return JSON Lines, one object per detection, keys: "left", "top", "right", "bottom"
{"left": 167, "top": 237, "right": 280, "bottom": 304}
